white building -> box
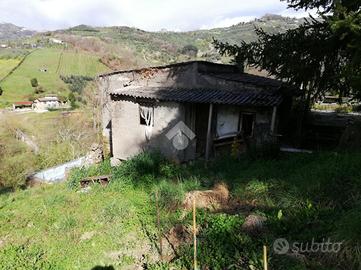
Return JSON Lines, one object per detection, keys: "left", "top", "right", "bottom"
{"left": 50, "top": 38, "right": 64, "bottom": 44}
{"left": 33, "top": 96, "right": 61, "bottom": 111}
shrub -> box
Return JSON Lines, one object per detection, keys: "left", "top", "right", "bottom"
{"left": 30, "top": 78, "right": 38, "bottom": 88}
{"left": 181, "top": 44, "right": 198, "bottom": 57}
{"left": 34, "top": 85, "right": 45, "bottom": 94}
{"left": 60, "top": 75, "right": 93, "bottom": 94}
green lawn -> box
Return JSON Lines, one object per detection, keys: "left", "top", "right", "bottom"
{"left": 0, "top": 48, "right": 109, "bottom": 107}
{"left": 0, "top": 58, "right": 20, "bottom": 80}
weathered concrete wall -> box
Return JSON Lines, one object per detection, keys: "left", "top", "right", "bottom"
{"left": 29, "top": 157, "right": 85, "bottom": 183}
{"left": 111, "top": 99, "right": 196, "bottom": 162}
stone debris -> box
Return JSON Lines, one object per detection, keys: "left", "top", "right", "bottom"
{"left": 83, "top": 143, "right": 104, "bottom": 167}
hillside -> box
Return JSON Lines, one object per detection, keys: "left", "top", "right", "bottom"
{"left": 0, "top": 23, "right": 36, "bottom": 41}
{"left": 0, "top": 48, "right": 109, "bottom": 106}
{"left": 0, "top": 14, "right": 303, "bottom": 105}
{"left": 56, "top": 14, "right": 304, "bottom": 67}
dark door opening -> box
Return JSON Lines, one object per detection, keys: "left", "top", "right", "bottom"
{"left": 241, "top": 113, "right": 255, "bottom": 137}
{"left": 195, "top": 103, "right": 210, "bottom": 156}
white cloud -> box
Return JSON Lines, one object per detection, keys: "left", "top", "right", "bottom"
{"left": 0, "top": 0, "right": 318, "bottom": 31}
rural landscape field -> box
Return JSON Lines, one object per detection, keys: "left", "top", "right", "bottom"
{"left": 0, "top": 0, "right": 360, "bottom": 269}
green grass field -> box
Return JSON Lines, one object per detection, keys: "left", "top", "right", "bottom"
{"left": 1, "top": 152, "right": 361, "bottom": 269}
{"left": 0, "top": 58, "right": 20, "bottom": 80}
{"left": 0, "top": 183, "right": 156, "bottom": 269}
{"left": 0, "top": 48, "right": 109, "bottom": 107}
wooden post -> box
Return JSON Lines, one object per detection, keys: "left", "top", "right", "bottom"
{"left": 270, "top": 106, "right": 277, "bottom": 135}
{"left": 205, "top": 103, "right": 214, "bottom": 161}
{"left": 193, "top": 198, "right": 197, "bottom": 270}
{"left": 155, "top": 191, "right": 163, "bottom": 260}
{"left": 263, "top": 245, "right": 268, "bottom": 270}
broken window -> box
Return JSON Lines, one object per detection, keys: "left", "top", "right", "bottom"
{"left": 241, "top": 113, "right": 255, "bottom": 137}
{"left": 216, "top": 105, "right": 240, "bottom": 138}
{"left": 139, "top": 105, "right": 154, "bottom": 126}
{"left": 139, "top": 105, "right": 154, "bottom": 141}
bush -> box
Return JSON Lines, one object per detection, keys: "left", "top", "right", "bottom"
{"left": 181, "top": 44, "right": 198, "bottom": 57}
{"left": 34, "top": 85, "right": 45, "bottom": 94}
{"left": 30, "top": 78, "right": 38, "bottom": 88}
{"left": 60, "top": 75, "right": 93, "bottom": 94}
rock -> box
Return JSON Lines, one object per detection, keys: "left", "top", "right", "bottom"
{"left": 78, "top": 186, "right": 92, "bottom": 193}
{"left": 83, "top": 143, "right": 104, "bottom": 167}
{"left": 110, "top": 157, "right": 122, "bottom": 167}
{"left": 242, "top": 214, "right": 267, "bottom": 235}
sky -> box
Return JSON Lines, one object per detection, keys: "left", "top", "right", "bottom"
{"left": 0, "top": 0, "right": 316, "bottom": 31}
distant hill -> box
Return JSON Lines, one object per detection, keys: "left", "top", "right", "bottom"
{"left": 0, "top": 14, "right": 305, "bottom": 105}
{"left": 52, "top": 14, "right": 305, "bottom": 69}
{"left": 0, "top": 23, "right": 36, "bottom": 41}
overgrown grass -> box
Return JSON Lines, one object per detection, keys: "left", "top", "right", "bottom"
{"left": 1, "top": 151, "right": 361, "bottom": 269}
{"left": 0, "top": 111, "right": 97, "bottom": 188}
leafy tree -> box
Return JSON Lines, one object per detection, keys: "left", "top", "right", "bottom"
{"left": 214, "top": 0, "right": 361, "bottom": 107}
{"left": 60, "top": 75, "right": 93, "bottom": 94}
{"left": 214, "top": 0, "right": 360, "bottom": 141}
{"left": 30, "top": 78, "right": 38, "bottom": 88}
{"left": 0, "top": 86, "right": 3, "bottom": 96}
{"left": 181, "top": 44, "right": 198, "bottom": 57}
{"left": 34, "top": 86, "right": 45, "bottom": 94}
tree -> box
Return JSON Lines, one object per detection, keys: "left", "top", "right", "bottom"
{"left": 0, "top": 86, "right": 3, "bottom": 96}
{"left": 68, "top": 92, "right": 77, "bottom": 109}
{"left": 181, "top": 44, "right": 198, "bottom": 57}
{"left": 30, "top": 78, "right": 38, "bottom": 88}
{"left": 214, "top": 0, "right": 361, "bottom": 106}
{"left": 83, "top": 81, "right": 101, "bottom": 132}
{"left": 214, "top": 0, "right": 360, "bottom": 141}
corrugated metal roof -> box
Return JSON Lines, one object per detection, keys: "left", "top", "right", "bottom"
{"left": 111, "top": 87, "right": 283, "bottom": 106}
{"left": 204, "top": 72, "right": 281, "bottom": 88}
{"left": 105, "top": 61, "right": 286, "bottom": 107}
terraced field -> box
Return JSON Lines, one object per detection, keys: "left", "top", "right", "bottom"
{"left": 0, "top": 48, "right": 109, "bottom": 107}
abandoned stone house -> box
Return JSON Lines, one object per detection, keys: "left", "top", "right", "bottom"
{"left": 99, "top": 61, "right": 291, "bottom": 163}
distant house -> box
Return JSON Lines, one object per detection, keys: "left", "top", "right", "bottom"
{"left": 13, "top": 101, "right": 33, "bottom": 110}
{"left": 99, "top": 61, "right": 292, "bottom": 163}
{"left": 50, "top": 38, "right": 64, "bottom": 44}
{"left": 0, "top": 44, "right": 8, "bottom": 48}
{"left": 33, "top": 96, "right": 61, "bottom": 111}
